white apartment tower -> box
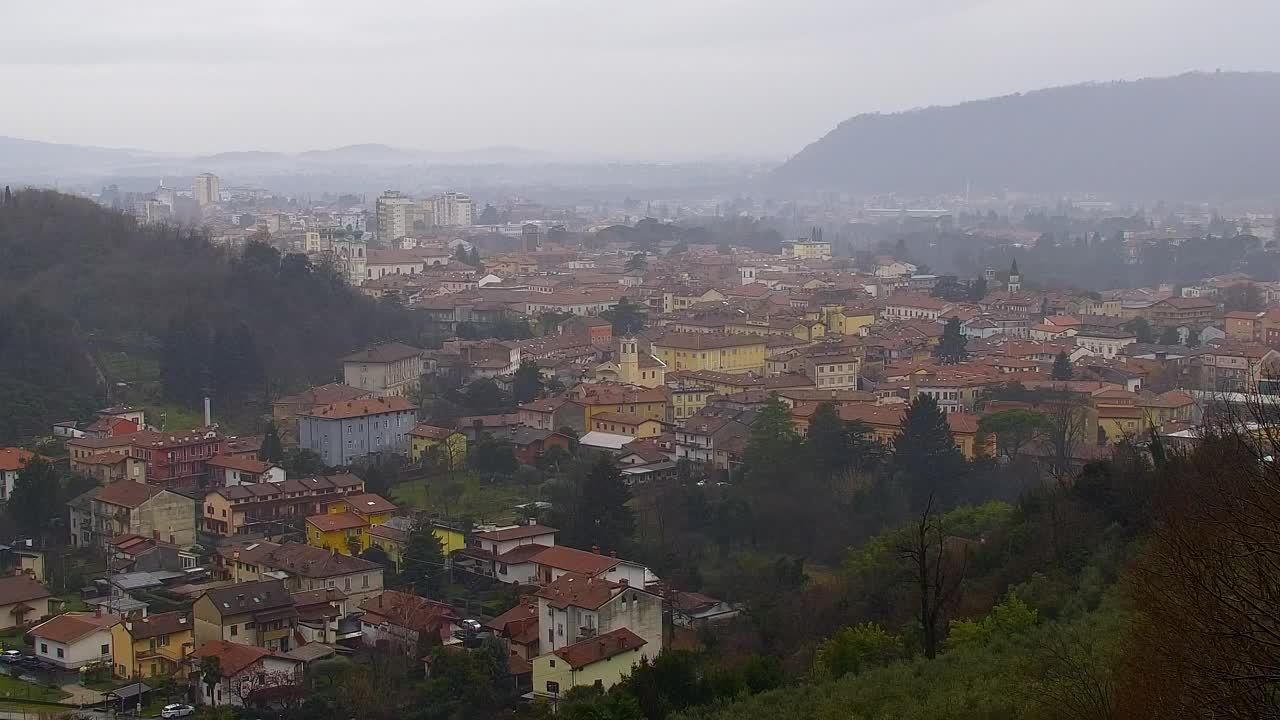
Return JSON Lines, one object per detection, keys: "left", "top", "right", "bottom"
{"left": 193, "top": 173, "right": 221, "bottom": 206}
{"left": 432, "top": 192, "right": 475, "bottom": 227}
{"left": 376, "top": 191, "right": 416, "bottom": 242}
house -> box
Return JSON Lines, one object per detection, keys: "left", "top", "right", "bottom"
{"left": 366, "top": 517, "right": 465, "bottom": 570}
{"left": 206, "top": 455, "right": 285, "bottom": 487}
{"left": 532, "top": 627, "right": 649, "bottom": 700}
{"left": 30, "top": 609, "right": 122, "bottom": 670}
{"left": 566, "top": 383, "right": 670, "bottom": 428}
{"left": 534, "top": 572, "right": 662, "bottom": 655}
{"left": 213, "top": 541, "right": 385, "bottom": 606}
{"left": 558, "top": 316, "right": 613, "bottom": 344}
{"left": 589, "top": 412, "right": 664, "bottom": 438}
{"left": 304, "top": 493, "right": 398, "bottom": 556}
{"left": 1074, "top": 328, "right": 1138, "bottom": 360}
{"left": 271, "top": 384, "right": 371, "bottom": 443}
{"left": 290, "top": 588, "right": 361, "bottom": 646}
{"left": 192, "top": 580, "right": 299, "bottom": 652}
{"left": 668, "top": 591, "right": 741, "bottom": 628}
{"left": 1149, "top": 297, "right": 1217, "bottom": 330}
{"left": 0, "top": 448, "right": 38, "bottom": 503}
{"left": 358, "top": 591, "right": 462, "bottom": 656}
{"left": 69, "top": 452, "right": 147, "bottom": 485}
{"left": 201, "top": 473, "right": 365, "bottom": 538}
{"left": 298, "top": 397, "right": 418, "bottom": 467}
{"left": 97, "top": 405, "right": 146, "bottom": 428}
{"left": 107, "top": 534, "right": 199, "bottom": 574}
{"left": 340, "top": 342, "right": 425, "bottom": 398}
{"left": 77, "top": 480, "right": 196, "bottom": 550}
{"left": 128, "top": 428, "right": 228, "bottom": 489}
{"left": 674, "top": 415, "right": 749, "bottom": 470}
{"left": 880, "top": 294, "right": 953, "bottom": 322}
{"left": 1198, "top": 344, "right": 1280, "bottom": 393}
{"left": 518, "top": 396, "right": 587, "bottom": 433}
{"left": 189, "top": 640, "right": 302, "bottom": 708}
{"left": 84, "top": 416, "right": 140, "bottom": 439}
{"left": 110, "top": 611, "right": 195, "bottom": 679}
{"left": 529, "top": 546, "right": 651, "bottom": 588}
{"left": 487, "top": 598, "right": 541, "bottom": 661}
{"left": 408, "top": 424, "right": 467, "bottom": 468}
{"left": 454, "top": 524, "right": 559, "bottom": 582}
{"left": 501, "top": 427, "right": 574, "bottom": 466}
{"left": 0, "top": 572, "right": 55, "bottom": 630}
{"left": 650, "top": 332, "right": 768, "bottom": 374}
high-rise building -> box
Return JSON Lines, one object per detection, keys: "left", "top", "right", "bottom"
{"left": 431, "top": 192, "right": 475, "bottom": 227}
{"left": 521, "top": 223, "right": 544, "bottom": 253}
{"left": 375, "top": 191, "right": 416, "bottom": 242}
{"left": 193, "top": 173, "right": 221, "bottom": 206}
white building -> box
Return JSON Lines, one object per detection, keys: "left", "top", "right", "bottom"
{"left": 376, "top": 191, "right": 416, "bottom": 242}
{"left": 30, "top": 611, "right": 121, "bottom": 670}
{"left": 430, "top": 192, "right": 475, "bottom": 227}
{"left": 193, "top": 174, "right": 221, "bottom": 206}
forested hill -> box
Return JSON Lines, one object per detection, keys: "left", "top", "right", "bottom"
{"left": 772, "top": 71, "right": 1280, "bottom": 199}
{"left": 0, "top": 190, "right": 423, "bottom": 441}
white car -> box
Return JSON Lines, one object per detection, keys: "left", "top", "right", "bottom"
{"left": 160, "top": 704, "right": 194, "bottom": 718}
{"left": 0, "top": 650, "right": 20, "bottom": 661}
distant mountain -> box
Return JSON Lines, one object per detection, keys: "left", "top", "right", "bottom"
{"left": 772, "top": 71, "right": 1280, "bottom": 199}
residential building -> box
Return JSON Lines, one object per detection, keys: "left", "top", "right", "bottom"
{"left": 271, "top": 384, "right": 371, "bottom": 443}
{"left": 206, "top": 455, "right": 284, "bottom": 487}
{"left": 880, "top": 294, "right": 953, "bottom": 322}
{"left": 674, "top": 415, "right": 749, "bottom": 470}
{"left": 110, "top": 611, "right": 195, "bottom": 679}
{"left": 193, "top": 173, "right": 221, "bottom": 206}
{"left": 358, "top": 591, "right": 462, "bottom": 655}
{"left": 128, "top": 428, "right": 228, "bottom": 489}
{"left": 214, "top": 541, "right": 385, "bottom": 606}
{"left": 188, "top": 641, "right": 302, "bottom": 708}
{"left": 650, "top": 332, "right": 768, "bottom": 374}
{"left": 70, "top": 452, "right": 147, "bottom": 485}
{"left": 535, "top": 572, "right": 662, "bottom": 655}
{"left": 30, "top": 610, "right": 122, "bottom": 670}
{"left": 429, "top": 191, "right": 475, "bottom": 227}
{"left": 566, "top": 383, "right": 670, "bottom": 427}
{"left": 782, "top": 239, "right": 833, "bottom": 261}
{"left": 532, "top": 628, "right": 648, "bottom": 701}
{"left": 529, "top": 545, "right": 651, "bottom": 588}
{"left": 1149, "top": 296, "right": 1217, "bottom": 329}
{"left": 376, "top": 191, "right": 416, "bottom": 242}
{"left": 76, "top": 480, "right": 196, "bottom": 549}
{"left": 192, "top": 580, "right": 298, "bottom": 652}
{"left": 518, "top": 396, "right": 587, "bottom": 433}
{"left": 305, "top": 493, "right": 398, "bottom": 556}
{"left": 0, "top": 448, "right": 38, "bottom": 502}
{"left": 1198, "top": 344, "right": 1280, "bottom": 392}
{"left": 590, "top": 412, "right": 664, "bottom": 438}
{"left": 454, "top": 524, "right": 558, "bottom": 582}
{"left": 340, "top": 342, "right": 425, "bottom": 398}
{"left": 1074, "top": 329, "right": 1138, "bottom": 359}
{"left": 0, "top": 573, "right": 55, "bottom": 630}
{"left": 291, "top": 587, "right": 360, "bottom": 646}
{"left": 201, "top": 474, "right": 364, "bottom": 538}
{"left": 408, "top": 424, "right": 467, "bottom": 468}
{"left": 298, "top": 397, "right": 418, "bottom": 467}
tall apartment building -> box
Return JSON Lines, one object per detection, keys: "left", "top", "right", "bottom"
{"left": 193, "top": 174, "right": 221, "bottom": 206}
{"left": 431, "top": 192, "right": 475, "bottom": 227}
{"left": 375, "top": 191, "right": 416, "bottom": 242}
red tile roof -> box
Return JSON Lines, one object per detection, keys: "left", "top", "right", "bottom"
{"left": 95, "top": 480, "right": 164, "bottom": 509}
{"left": 530, "top": 546, "right": 619, "bottom": 576}
{"left": 301, "top": 397, "right": 418, "bottom": 420}
{"left": 553, "top": 628, "right": 646, "bottom": 669}
{"left": 0, "top": 448, "right": 37, "bottom": 472}
{"left": 207, "top": 455, "right": 274, "bottom": 473}
{"left": 306, "top": 512, "right": 367, "bottom": 533}
{"left": 408, "top": 424, "right": 457, "bottom": 440}
{"left": 342, "top": 493, "right": 399, "bottom": 514}
{"left": 0, "top": 574, "right": 53, "bottom": 607}
{"left": 190, "top": 640, "right": 277, "bottom": 676}
{"left": 473, "top": 524, "right": 559, "bottom": 543}
{"left": 32, "top": 611, "right": 122, "bottom": 644}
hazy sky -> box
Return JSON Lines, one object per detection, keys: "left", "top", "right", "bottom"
{"left": 5, "top": 0, "right": 1279, "bottom": 160}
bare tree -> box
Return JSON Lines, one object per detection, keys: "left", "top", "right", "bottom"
{"left": 899, "top": 493, "right": 968, "bottom": 659}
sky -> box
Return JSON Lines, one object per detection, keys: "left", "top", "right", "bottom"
{"left": 4, "top": 0, "right": 1280, "bottom": 161}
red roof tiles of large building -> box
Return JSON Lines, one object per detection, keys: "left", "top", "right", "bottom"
{"left": 301, "top": 397, "right": 418, "bottom": 420}
{"left": 95, "top": 480, "right": 165, "bottom": 509}
{"left": 0, "top": 573, "right": 52, "bottom": 607}
{"left": 306, "top": 512, "right": 366, "bottom": 533}
{"left": 340, "top": 342, "right": 424, "bottom": 364}
{"left": 473, "top": 524, "right": 559, "bottom": 543}
{"left": 207, "top": 455, "right": 274, "bottom": 473}
{"left": 190, "top": 640, "right": 279, "bottom": 676}
{"left": 530, "top": 546, "right": 620, "bottom": 576}
{"left": 0, "top": 448, "right": 37, "bottom": 472}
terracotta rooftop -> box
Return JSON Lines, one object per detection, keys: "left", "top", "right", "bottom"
{"left": 32, "top": 611, "right": 123, "bottom": 644}
{"left": 125, "top": 611, "right": 191, "bottom": 641}
{"left": 473, "top": 524, "right": 559, "bottom": 543}
{"left": 553, "top": 628, "right": 646, "bottom": 669}
{"left": 408, "top": 424, "right": 457, "bottom": 440}
{"left": 0, "top": 573, "right": 52, "bottom": 607}
{"left": 306, "top": 512, "right": 367, "bottom": 533}
{"left": 190, "top": 640, "right": 281, "bottom": 676}
{"left": 207, "top": 455, "right": 274, "bottom": 473}
{"left": 0, "top": 448, "right": 37, "bottom": 472}
{"left": 530, "top": 546, "right": 620, "bottom": 576}
{"left": 301, "top": 397, "right": 418, "bottom": 420}
{"left": 95, "top": 480, "right": 165, "bottom": 509}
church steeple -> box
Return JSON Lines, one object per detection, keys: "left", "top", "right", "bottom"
{"left": 1007, "top": 259, "right": 1021, "bottom": 293}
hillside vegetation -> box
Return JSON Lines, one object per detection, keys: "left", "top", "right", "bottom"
{"left": 773, "top": 71, "right": 1280, "bottom": 199}
{"left": 0, "top": 190, "right": 424, "bottom": 441}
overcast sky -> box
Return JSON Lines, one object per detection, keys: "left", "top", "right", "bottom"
{"left": 4, "top": 0, "right": 1279, "bottom": 161}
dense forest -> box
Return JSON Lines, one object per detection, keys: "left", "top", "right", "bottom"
{"left": 0, "top": 190, "right": 428, "bottom": 440}
{"left": 774, "top": 71, "right": 1280, "bottom": 199}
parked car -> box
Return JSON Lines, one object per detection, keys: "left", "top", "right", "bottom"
{"left": 0, "top": 650, "right": 20, "bottom": 662}
{"left": 161, "top": 704, "right": 195, "bottom": 718}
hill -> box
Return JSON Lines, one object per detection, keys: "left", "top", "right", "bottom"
{"left": 0, "top": 190, "right": 427, "bottom": 442}
{"left": 772, "top": 71, "right": 1280, "bottom": 199}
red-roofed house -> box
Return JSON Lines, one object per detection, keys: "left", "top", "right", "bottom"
{"left": 532, "top": 628, "right": 649, "bottom": 700}
{"left": 207, "top": 455, "right": 284, "bottom": 487}
{"left": 188, "top": 640, "right": 302, "bottom": 708}
{"left": 0, "top": 448, "right": 40, "bottom": 502}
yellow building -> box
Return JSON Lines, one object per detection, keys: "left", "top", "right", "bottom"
{"left": 360, "top": 520, "right": 467, "bottom": 570}
{"left": 590, "top": 412, "right": 665, "bottom": 438}
{"left": 662, "top": 288, "right": 725, "bottom": 314}
{"left": 782, "top": 239, "right": 832, "bottom": 261}
{"left": 110, "top": 611, "right": 195, "bottom": 680}
{"left": 408, "top": 424, "right": 467, "bottom": 468}
{"left": 305, "top": 493, "right": 398, "bottom": 555}
{"left": 532, "top": 628, "right": 649, "bottom": 702}
{"left": 566, "top": 383, "right": 671, "bottom": 427}
{"left": 593, "top": 338, "right": 667, "bottom": 388}
{"left": 821, "top": 306, "right": 876, "bottom": 336}
{"left": 651, "top": 332, "right": 767, "bottom": 374}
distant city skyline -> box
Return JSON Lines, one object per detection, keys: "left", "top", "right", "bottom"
{"left": 5, "top": 0, "right": 1280, "bottom": 160}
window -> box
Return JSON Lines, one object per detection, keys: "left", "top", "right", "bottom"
{"left": 549, "top": 660, "right": 556, "bottom": 668}
{"left": 230, "top": 624, "right": 238, "bottom": 636}
{"left": 362, "top": 574, "right": 369, "bottom": 589}
{"left": 40, "top": 643, "right": 47, "bottom": 654}
{"left": 57, "top": 648, "right": 64, "bottom": 658}
{"left": 245, "top": 621, "right": 256, "bottom": 630}
{"left": 344, "top": 577, "right": 351, "bottom": 591}
{"left": 101, "top": 644, "right": 109, "bottom": 655}
{"left": 557, "top": 623, "right": 564, "bottom": 637}
{"left": 548, "top": 629, "right": 554, "bottom": 643}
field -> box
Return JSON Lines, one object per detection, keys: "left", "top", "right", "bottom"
{"left": 0, "top": 675, "right": 70, "bottom": 703}
{"left": 390, "top": 472, "right": 540, "bottom": 523}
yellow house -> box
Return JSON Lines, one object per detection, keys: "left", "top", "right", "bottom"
{"left": 110, "top": 611, "right": 195, "bottom": 679}
{"left": 567, "top": 383, "right": 670, "bottom": 427}
{"left": 408, "top": 424, "right": 467, "bottom": 468}
{"left": 651, "top": 332, "right": 767, "bottom": 374}
{"left": 306, "top": 493, "right": 398, "bottom": 555}
{"left": 590, "top": 412, "right": 665, "bottom": 438}
{"left": 593, "top": 338, "right": 667, "bottom": 388}
{"left": 662, "top": 288, "right": 725, "bottom": 314}
{"left": 368, "top": 520, "right": 467, "bottom": 569}
{"left": 822, "top": 306, "right": 876, "bottom": 336}
{"left": 532, "top": 628, "right": 649, "bottom": 702}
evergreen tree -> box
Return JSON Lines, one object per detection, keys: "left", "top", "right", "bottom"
{"left": 400, "top": 521, "right": 447, "bottom": 598}
{"left": 934, "top": 317, "right": 968, "bottom": 365}
{"left": 468, "top": 247, "right": 481, "bottom": 267}
{"left": 603, "top": 297, "right": 646, "bottom": 336}
{"left": 967, "top": 277, "right": 988, "bottom": 301}
{"left": 259, "top": 422, "right": 284, "bottom": 463}
{"left": 805, "top": 403, "right": 882, "bottom": 480}
{"left": 1051, "top": 351, "right": 1073, "bottom": 381}
{"left": 742, "top": 395, "right": 803, "bottom": 490}
{"left": 1158, "top": 326, "right": 1182, "bottom": 345}
{"left": 573, "top": 454, "right": 635, "bottom": 554}
{"left": 9, "top": 457, "right": 62, "bottom": 543}
{"left": 892, "top": 395, "right": 966, "bottom": 510}
{"left": 512, "top": 360, "right": 543, "bottom": 405}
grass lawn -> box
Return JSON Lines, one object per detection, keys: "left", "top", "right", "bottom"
{"left": 57, "top": 593, "right": 87, "bottom": 613}
{"left": 0, "top": 675, "right": 70, "bottom": 703}
{"left": 391, "top": 473, "right": 539, "bottom": 522}
{"left": 0, "top": 700, "right": 70, "bottom": 718}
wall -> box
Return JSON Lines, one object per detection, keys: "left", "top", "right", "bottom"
{"left": 531, "top": 646, "right": 644, "bottom": 699}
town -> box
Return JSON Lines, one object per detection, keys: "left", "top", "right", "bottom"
{"left": 1, "top": 169, "right": 1279, "bottom": 720}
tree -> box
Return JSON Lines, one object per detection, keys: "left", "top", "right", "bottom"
{"left": 892, "top": 395, "right": 966, "bottom": 510}
{"left": 812, "top": 623, "right": 903, "bottom": 679}
{"left": 978, "top": 408, "right": 1051, "bottom": 462}
{"left": 934, "top": 317, "right": 967, "bottom": 365}
{"left": 901, "top": 493, "right": 969, "bottom": 659}
{"left": 469, "top": 434, "right": 519, "bottom": 478}
{"left": 1052, "top": 351, "right": 1073, "bottom": 381}
{"left": 283, "top": 448, "right": 326, "bottom": 476}
{"left": 200, "top": 655, "right": 224, "bottom": 707}
{"left": 625, "top": 253, "right": 647, "bottom": 272}
{"left": 513, "top": 360, "right": 543, "bottom": 405}
{"left": 572, "top": 454, "right": 635, "bottom": 554}
{"left": 1158, "top": 326, "right": 1182, "bottom": 346}
{"left": 930, "top": 276, "right": 967, "bottom": 301}
{"left": 468, "top": 247, "right": 480, "bottom": 267}
{"left": 806, "top": 403, "right": 883, "bottom": 481}
{"left": 603, "top": 297, "right": 646, "bottom": 336}
{"left": 477, "top": 204, "right": 500, "bottom": 225}
{"left": 258, "top": 421, "right": 284, "bottom": 464}
{"left": 9, "top": 458, "right": 63, "bottom": 543}
{"left": 1125, "top": 317, "right": 1155, "bottom": 344}
{"left": 399, "top": 521, "right": 446, "bottom": 599}
{"left": 967, "top": 276, "right": 988, "bottom": 301}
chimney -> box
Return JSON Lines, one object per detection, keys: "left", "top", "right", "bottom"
{"left": 204, "top": 397, "right": 212, "bottom": 427}
{"left": 591, "top": 545, "right": 600, "bottom": 554}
